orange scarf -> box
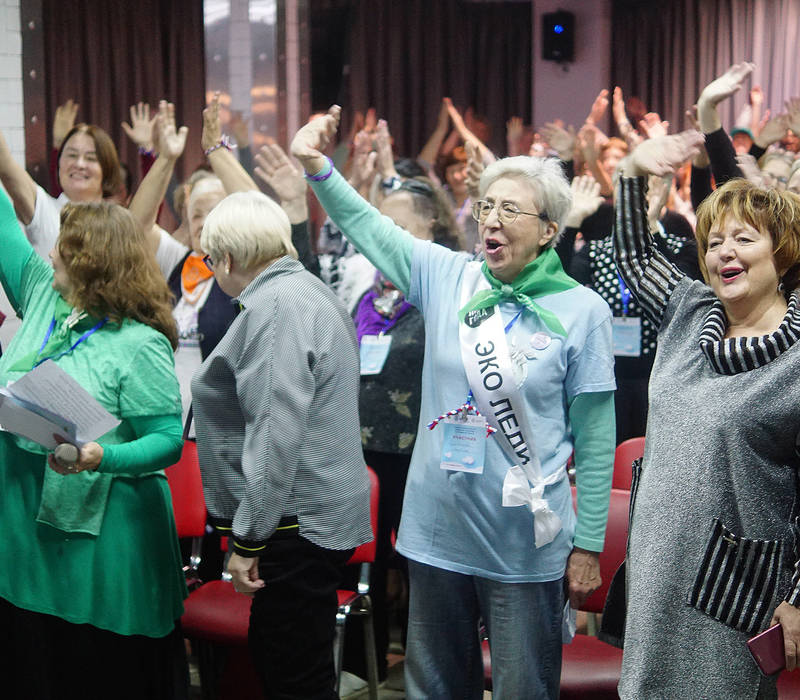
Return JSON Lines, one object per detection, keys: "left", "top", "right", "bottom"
{"left": 181, "top": 253, "right": 214, "bottom": 294}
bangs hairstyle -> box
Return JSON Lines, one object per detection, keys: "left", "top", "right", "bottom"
{"left": 201, "top": 191, "right": 297, "bottom": 270}
{"left": 479, "top": 156, "right": 572, "bottom": 247}
{"left": 695, "top": 178, "right": 800, "bottom": 292}
{"left": 58, "top": 124, "right": 122, "bottom": 199}
{"left": 58, "top": 202, "right": 178, "bottom": 348}
{"left": 390, "top": 177, "right": 462, "bottom": 250}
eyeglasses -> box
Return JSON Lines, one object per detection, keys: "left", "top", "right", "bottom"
{"left": 202, "top": 254, "right": 214, "bottom": 270}
{"left": 471, "top": 200, "right": 549, "bottom": 225}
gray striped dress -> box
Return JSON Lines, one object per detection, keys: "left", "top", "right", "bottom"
{"left": 614, "top": 177, "right": 800, "bottom": 699}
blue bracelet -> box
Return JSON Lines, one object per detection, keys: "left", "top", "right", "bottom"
{"left": 305, "top": 156, "right": 334, "bottom": 182}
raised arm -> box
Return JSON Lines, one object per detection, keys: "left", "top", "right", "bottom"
{"left": 202, "top": 92, "right": 258, "bottom": 194}
{"left": 254, "top": 142, "right": 319, "bottom": 277}
{"left": 0, "top": 127, "right": 39, "bottom": 225}
{"left": 291, "top": 106, "right": 415, "bottom": 293}
{"left": 696, "top": 63, "right": 757, "bottom": 185}
{"left": 418, "top": 98, "right": 451, "bottom": 166}
{"left": 615, "top": 131, "right": 703, "bottom": 326}
{"left": 127, "top": 101, "right": 188, "bottom": 257}
{"left": 0, "top": 185, "right": 37, "bottom": 313}
{"left": 444, "top": 98, "right": 495, "bottom": 164}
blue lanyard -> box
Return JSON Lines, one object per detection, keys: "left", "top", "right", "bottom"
{"left": 616, "top": 273, "right": 632, "bottom": 317}
{"left": 34, "top": 315, "right": 108, "bottom": 368}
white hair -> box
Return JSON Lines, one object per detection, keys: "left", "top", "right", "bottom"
{"left": 479, "top": 156, "right": 572, "bottom": 248}
{"left": 201, "top": 190, "right": 297, "bottom": 270}
{"left": 188, "top": 176, "right": 226, "bottom": 212}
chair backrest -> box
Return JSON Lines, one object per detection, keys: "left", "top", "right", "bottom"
{"left": 612, "top": 437, "right": 645, "bottom": 490}
{"left": 166, "top": 439, "right": 207, "bottom": 539}
{"left": 571, "top": 486, "right": 630, "bottom": 614}
{"left": 347, "top": 466, "right": 379, "bottom": 566}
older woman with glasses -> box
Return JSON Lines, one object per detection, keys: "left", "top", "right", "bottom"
{"left": 291, "top": 107, "right": 616, "bottom": 698}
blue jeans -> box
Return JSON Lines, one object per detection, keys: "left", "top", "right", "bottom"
{"left": 405, "top": 560, "right": 563, "bottom": 700}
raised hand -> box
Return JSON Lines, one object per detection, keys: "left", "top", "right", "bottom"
{"left": 374, "top": 119, "right": 397, "bottom": 179}
{"left": 506, "top": 116, "right": 524, "bottom": 156}
{"left": 53, "top": 98, "right": 79, "bottom": 150}
{"left": 202, "top": 92, "right": 223, "bottom": 152}
{"left": 121, "top": 102, "right": 157, "bottom": 151}
{"left": 784, "top": 97, "right": 800, "bottom": 137}
{"left": 612, "top": 87, "right": 642, "bottom": 148}
{"left": 464, "top": 140, "right": 484, "bottom": 200}
{"left": 755, "top": 111, "right": 790, "bottom": 148}
{"left": 699, "top": 62, "right": 755, "bottom": 107}
{"left": 735, "top": 154, "right": 764, "bottom": 187}
{"left": 586, "top": 89, "right": 610, "bottom": 126}
{"left": 254, "top": 141, "right": 306, "bottom": 202}
{"left": 290, "top": 105, "right": 342, "bottom": 174}
{"left": 625, "top": 130, "right": 705, "bottom": 178}
{"left": 349, "top": 128, "right": 377, "bottom": 190}
{"left": 155, "top": 101, "right": 188, "bottom": 161}
{"left": 540, "top": 120, "right": 576, "bottom": 161}
{"left": 684, "top": 106, "right": 710, "bottom": 168}
{"left": 565, "top": 175, "right": 603, "bottom": 227}
{"left": 750, "top": 86, "right": 764, "bottom": 107}
{"left": 639, "top": 112, "right": 670, "bottom": 140}
{"left": 646, "top": 174, "right": 671, "bottom": 229}
{"left": 229, "top": 110, "right": 250, "bottom": 148}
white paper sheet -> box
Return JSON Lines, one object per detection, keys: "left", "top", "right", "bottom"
{"left": 0, "top": 360, "right": 119, "bottom": 447}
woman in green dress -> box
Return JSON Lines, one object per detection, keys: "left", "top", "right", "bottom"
{"left": 0, "top": 188, "right": 187, "bottom": 700}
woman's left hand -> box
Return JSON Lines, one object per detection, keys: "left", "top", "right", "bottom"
{"left": 47, "top": 440, "right": 103, "bottom": 475}
{"left": 770, "top": 601, "right": 800, "bottom": 670}
{"left": 565, "top": 547, "right": 601, "bottom": 609}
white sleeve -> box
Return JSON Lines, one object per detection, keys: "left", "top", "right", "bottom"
{"left": 23, "top": 186, "right": 63, "bottom": 260}
{"left": 154, "top": 226, "right": 189, "bottom": 279}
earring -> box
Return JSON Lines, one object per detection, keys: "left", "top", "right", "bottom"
{"left": 778, "top": 280, "right": 786, "bottom": 293}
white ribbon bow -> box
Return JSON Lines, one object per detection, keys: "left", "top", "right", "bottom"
{"left": 502, "top": 465, "right": 564, "bottom": 548}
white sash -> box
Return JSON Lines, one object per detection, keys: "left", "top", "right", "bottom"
{"left": 458, "top": 263, "right": 566, "bottom": 548}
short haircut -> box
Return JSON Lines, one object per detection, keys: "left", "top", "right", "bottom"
{"left": 600, "top": 137, "right": 628, "bottom": 159}
{"left": 188, "top": 176, "right": 226, "bottom": 213}
{"left": 201, "top": 190, "right": 297, "bottom": 270}
{"left": 478, "top": 156, "right": 572, "bottom": 247}
{"left": 695, "top": 178, "right": 800, "bottom": 292}
{"left": 57, "top": 124, "right": 122, "bottom": 199}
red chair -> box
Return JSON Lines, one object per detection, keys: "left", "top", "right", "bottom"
{"left": 181, "top": 467, "right": 380, "bottom": 700}
{"left": 482, "top": 488, "right": 629, "bottom": 698}
{"left": 165, "top": 439, "right": 207, "bottom": 587}
{"left": 612, "top": 437, "right": 645, "bottom": 490}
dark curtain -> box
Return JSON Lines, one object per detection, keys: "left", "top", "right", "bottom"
{"left": 612, "top": 0, "right": 800, "bottom": 133}
{"left": 42, "top": 0, "right": 206, "bottom": 185}
{"left": 340, "top": 0, "right": 532, "bottom": 158}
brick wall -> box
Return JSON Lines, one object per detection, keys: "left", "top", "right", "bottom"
{"left": 0, "top": 0, "right": 24, "bottom": 165}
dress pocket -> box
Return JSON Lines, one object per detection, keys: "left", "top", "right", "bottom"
{"left": 687, "top": 518, "right": 783, "bottom": 635}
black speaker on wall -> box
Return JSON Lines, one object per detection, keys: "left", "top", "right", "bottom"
{"left": 542, "top": 10, "right": 575, "bottom": 62}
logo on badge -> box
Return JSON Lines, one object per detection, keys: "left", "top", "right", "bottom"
{"left": 464, "top": 307, "right": 495, "bottom": 328}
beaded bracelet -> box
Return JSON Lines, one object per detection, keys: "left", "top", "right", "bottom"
{"left": 204, "top": 135, "right": 234, "bottom": 157}
{"left": 304, "top": 156, "right": 334, "bottom": 182}
{"left": 137, "top": 146, "right": 156, "bottom": 157}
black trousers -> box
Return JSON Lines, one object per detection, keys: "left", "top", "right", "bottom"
{"left": 0, "top": 596, "right": 188, "bottom": 700}
{"left": 248, "top": 536, "right": 353, "bottom": 700}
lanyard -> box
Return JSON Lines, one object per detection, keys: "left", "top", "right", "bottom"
{"left": 34, "top": 315, "right": 108, "bottom": 368}
{"left": 428, "top": 306, "right": 523, "bottom": 434}
{"left": 616, "top": 273, "right": 632, "bottom": 317}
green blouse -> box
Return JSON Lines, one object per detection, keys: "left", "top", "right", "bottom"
{"left": 0, "top": 188, "right": 186, "bottom": 637}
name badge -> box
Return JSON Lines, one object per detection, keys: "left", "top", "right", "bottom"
{"left": 360, "top": 334, "right": 392, "bottom": 375}
{"left": 612, "top": 316, "right": 642, "bottom": 357}
{"left": 440, "top": 414, "right": 486, "bottom": 474}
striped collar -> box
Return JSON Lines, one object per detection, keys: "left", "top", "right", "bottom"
{"left": 699, "top": 292, "right": 800, "bottom": 374}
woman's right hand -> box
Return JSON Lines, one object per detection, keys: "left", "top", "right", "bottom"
{"left": 227, "top": 552, "right": 265, "bottom": 596}
{"left": 290, "top": 105, "right": 341, "bottom": 175}
{"left": 623, "top": 131, "right": 704, "bottom": 178}
{"left": 565, "top": 175, "right": 603, "bottom": 228}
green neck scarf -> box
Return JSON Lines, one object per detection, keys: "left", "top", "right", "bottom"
{"left": 458, "top": 248, "right": 578, "bottom": 336}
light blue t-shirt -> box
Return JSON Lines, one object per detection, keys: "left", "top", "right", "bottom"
{"left": 396, "top": 238, "right": 616, "bottom": 582}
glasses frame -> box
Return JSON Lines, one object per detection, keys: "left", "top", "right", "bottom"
{"left": 471, "top": 199, "right": 549, "bottom": 225}
{"left": 202, "top": 254, "right": 214, "bottom": 271}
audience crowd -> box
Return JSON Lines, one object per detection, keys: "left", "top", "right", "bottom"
{"left": 1, "top": 58, "right": 800, "bottom": 699}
